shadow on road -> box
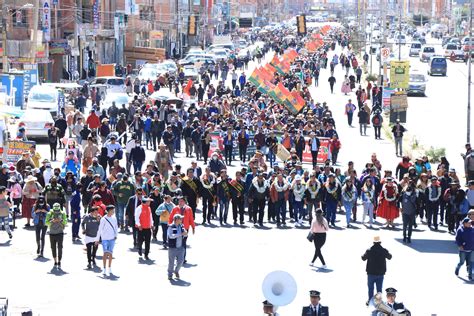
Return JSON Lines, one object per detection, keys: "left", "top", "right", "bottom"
{"left": 48, "top": 268, "right": 68, "bottom": 276}
{"left": 138, "top": 258, "right": 156, "bottom": 265}
{"left": 312, "top": 267, "right": 334, "bottom": 273}
{"left": 34, "top": 256, "right": 50, "bottom": 262}
{"left": 0, "top": 240, "right": 11, "bottom": 247}
{"left": 183, "top": 262, "right": 198, "bottom": 268}
{"left": 395, "top": 238, "right": 458, "bottom": 254}
{"left": 170, "top": 279, "right": 191, "bottom": 287}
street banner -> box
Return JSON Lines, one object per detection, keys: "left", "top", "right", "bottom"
{"left": 275, "top": 144, "right": 291, "bottom": 161}
{"left": 208, "top": 133, "right": 224, "bottom": 157}
{"left": 42, "top": 0, "right": 51, "bottom": 41}
{"left": 390, "top": 93, "right": 408, "bottom": 112}
{"left": 93, "top": 0, "right": 101, "bottom": 29}
{"left": 382, "top": 88, "right": 395, "bottom": 112}
{"left": 3, "top": 140, "right": 36, "bottom": 164}
{"left": 389, "top": 60, "right": 410, "bottom": 89}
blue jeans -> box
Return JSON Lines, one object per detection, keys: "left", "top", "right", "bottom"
{"left": 168, "top": 247, "right": 185, "bottom": 277}
{"left": 456, "top": 250, "right": 472, "bottom": 277}
{"left": 293, "top": 200, "right": 304, "bottom": 221}
{"left": 0, "top": 216, "right": 11, "bottom": 235}
{"left": 133, "top": 161, "right": 143, "bottom": 174}
{"left": 219, "top": 200, "right": 230, "bottom": 223}
{"left": 367, "top": 274, "right": 384, "bottom": 301}
{"left": 267, "top": 149, "right": 275, "bottom": 167}
{"left": 116, "top": 202, "right": 126, "bottom": 227}
{"left": 343, "top": 201, "right": 355, "bottom": 225}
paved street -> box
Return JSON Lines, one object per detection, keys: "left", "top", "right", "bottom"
{"left": 1, "top": 38, "right": 473, "bottom": 316}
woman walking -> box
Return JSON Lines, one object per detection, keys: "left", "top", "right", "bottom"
{"left": 22, "top": 175, "right": 43, "bottom": 227}
{"left": 81, "top": 206, "right": 101, "bottom": 269}
{"left": 97, "top": 205, "right": 118, "bottom": 277}
{"left": 310, "top": 209, "right": 329, "bottom": 268}
{"left": 32, "top": 197, "right": 49, "bottom": 257}
{"left": 361, "top": 179, "right": 376, "bottom": 228}
{"left": 341, "top": 178, "right": 358, "bottom": 228}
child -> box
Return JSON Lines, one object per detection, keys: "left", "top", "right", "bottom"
{"left": 0, "top": 186, "right": 12, "bottom": 239}
{"left": 155, "top": 195, "right": 175, "bottom": 248}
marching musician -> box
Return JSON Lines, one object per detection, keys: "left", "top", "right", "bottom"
{"left": 181, "top": 168, "right": 202, "bottom": 219}
{"left": 262, "top": 300, "right": 279, "bottom": 316}
{"left": 382, "top": 288, "right": 409, "bottom": 315}
{"left": 301, "top": 290, "right": 329, "bottom": 316}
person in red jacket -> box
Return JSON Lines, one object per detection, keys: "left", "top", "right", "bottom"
{"left": 86, "top": 110, "right": 101, "bottom": 134}
{"left": 135, "top": 197, "right": 153, "bottom": 260}
{"left": 168, "top": 196, "right": 195, "bottom": 263}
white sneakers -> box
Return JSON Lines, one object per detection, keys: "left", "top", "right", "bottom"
{"left": 321, "top": 265, "right": 327, "bottom": 269}
{"left": 103, "top": 267, "right": 111, "bottom": 277}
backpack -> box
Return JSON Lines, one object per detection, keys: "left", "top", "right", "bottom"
{"left": 373, "top": 116, "right": 380, "bottom": 125}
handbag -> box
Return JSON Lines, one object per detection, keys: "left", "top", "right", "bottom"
{"left": 307, "top": 231, "right": 314, "bottom": 242}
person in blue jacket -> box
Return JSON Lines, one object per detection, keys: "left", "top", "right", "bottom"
{"left": 70, "top": 183, "right": 82, "bottom": 242}
{"left": 455, "top": 217, "right": 473, "bottom": 280}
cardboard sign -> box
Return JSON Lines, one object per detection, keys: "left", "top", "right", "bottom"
{"left": 3, "top": 140, "right": 36, "bottom": 163}
{"left": 276, "top": 144, "right": 291, "bottom": 161}
{"left": 390, "top": 93, "right": 408, "bottom": 112}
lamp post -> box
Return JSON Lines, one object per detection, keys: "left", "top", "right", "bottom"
{"left": 468, "top": 0, "right": 472, "bottom": 143}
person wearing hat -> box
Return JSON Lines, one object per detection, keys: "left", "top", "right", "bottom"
{"left": 424, "top": 176, "right": 442, "bottom": 230}
{"left": 22, "top": 175, "right": 43, "bottom": 227}
{"left": 376, "top": 177, "right": 399, "bottom": 228}
{"left": 301, "top": 290, "right": 329, "bottom": 316}
{"left": 162, "top": 124, "right": 176, "bottom": 159}
{"left": 105, "top": 135, "right": 123, "bottom": 169}
{"left": 45, "top": 203, "right": 68, "bottom": 269}
{"left": 248, "top": 172, "right": 270, "bottom": 226}
{"left": 16, "top": 151, "right": 35, "bottom": 177}
{"left": 168, "top": 195, "right": 195, "bottom": 259}
{"left": 383, "top": 288, "right": 408, "bottom": 312}
{"left": 292, "top": 174, "right": 307, "bottom": 225}
{"left": 181, "top": 168, "right": 202, "bottom": 219}
{"left": 82, "top": 137, "right": 100, "bottom": 173}
{"left": 361, "top": 236, "right": 392, "bottom": 305}
{"left": 135, "top": 197, "right": 154, "bottom": 260}
{"left": 97, "top": 205, "right": 119, "bottom": 277}
{"left": 90, "top": 156, "right": 106, "bottom": 181}
{"left": 262, "top": 300, "right": 279, "bottom": 315}
{"left": 444, "top": 181, "right": 470, "bottom": 234}
{"left": 154, "top": 143, "right": 172, "bottom": 181}
{"left": 81, "top": 206, "right": 101, "bottom": 269}
{"left": 156, "top": 194, "right": 174, "bottom": 248}
{"left": 391, "top": 119, "right": 406, "bottom": 157}
{"left": 455, "top": 217, "right": 473, "bottom": 280}
{"left": 341, "top": 177, "right": 358, "bottom": 228}
{"left": 400, "top": 182, "right": 417, "bottom": 243}
{"left": 167, "top": 213, "right": 187, "bottom": 280}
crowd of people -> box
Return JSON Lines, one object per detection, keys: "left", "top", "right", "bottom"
{"left": 1, "top": 25, "right": 473, "bottom": 294}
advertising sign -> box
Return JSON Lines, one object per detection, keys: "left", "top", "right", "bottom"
{"left": 3, "top": 140, "right": 36, "bottom": 163}
{"left": 42, "top": 0, "right": 51, "bottom": 41}
{"left": 389, "top": 60, "right": 410, "bottom": 89}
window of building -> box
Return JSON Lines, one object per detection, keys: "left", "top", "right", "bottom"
{"left": 12, "top": 9, "right": 28, "bottom": 27}
{"left": 81, "top": 0, "right": 93, "bottom": 24}
{"left": 139, "top": 5, "right": 154, "bottom": 21}
{"left": 135, "top": 31, "right": 150, "bottom": 47}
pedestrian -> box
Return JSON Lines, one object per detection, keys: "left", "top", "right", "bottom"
{"left": 323, "top": 174, "right": 341, "bottom": 227}
{"left": 356, "top": 66, "right": 362, "bottom": 83}
{"left": 425, "top": 175, "right": 441, "bottom": 230}
{"left": 371, "top": 110, "right": 383, "bottom": 140}
{"left": 391, "top": 119, "right": 406, "bottom": 157}
{"left": 97, "top": 205, "right": 118, "bottom": 277}
{"left": 70, "top": 182, "right": 82, "bottom": 242}
{"left": 377, "top": 177, "right": 399, "bottom": 228}
{"left": 81, "top": 206, "right": 101, "bottom": 269}
{"left": 0, "top": 186, "right": 12, "bottom": 239}
{"left": 135, "top": 197, "right": 153, "bottom": 260}
{"left": 341, "top": 178, "right": 357, "bottom": 228}
{"left": 156, "top": 194, "right": 174, "bottom": 248}
{"left": 167, "top": 213, "right": 187, "bottom": 280}
{"left": 45, "top": 203, "right": 67, "bottom": 270}
{"left": 455, "top": 217, "right": 473, "bottom": 280}
{"left": 361, "top": 236, "right": 392, "bottom": 305}
{"left": 301, "top": 290, "right": 329, "bottom": 316}
{"left": 168, "top": 195, "right": 195, "bottom": 263}
{"left": 361, "top": 178, "right": 376, "bottom": 228}
{"left": 22, "top": 175, "right": 43, "bottom": 227}
{"left": 129, "top": 139, "right": 146, "bottom": 174}
{"left": 344, "top": 99, "right": 356, "bottom": 127}
{"left": 309, "top": 209, "right": 329, "bottom": 268}
{"left": 328, "top": 75, "right": 336, "bottom": 94}
{"left": 358, "top": 106, "right": 369, "bottom": 136}
{"left": 400, "top": 182, "right": 418, "bottom": 243}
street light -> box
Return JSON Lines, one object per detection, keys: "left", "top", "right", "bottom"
{"left": 468, "top": 0, "right": 473, "bottom": 143}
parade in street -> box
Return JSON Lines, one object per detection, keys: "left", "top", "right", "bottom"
{"left": 0, "top": 1, "right": 474, "bottom": 315}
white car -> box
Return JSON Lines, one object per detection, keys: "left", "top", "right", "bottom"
{"left": 159, "top": 60, "right": 178, "bottom": 74}
{"left": 407, "top": 72, "right": 427, "bottom": 96}
{"left": 102, "top": 93, "right": 132, "bottom": 110}
{"left": 138, "top": 67, "right": 162, "bottom": 81}
{"left": 90, "top": 76, "right": 126, "bottom": 94}
{"left": 26, "top": 85, "right": 61, "bottom": 116}
{"left": 419, "top": 46, "right": 436, "bottom": 62}
{"left": 211, "top": 48, "right": 229, "bottom": 61}
{"left": 18, "top": 109, "right": 54, "bottom": 139}
{"left": 409, "top": 42, "right": 422, "bottom": 56}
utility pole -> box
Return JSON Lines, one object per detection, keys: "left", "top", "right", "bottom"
{"left": 468, "top": 0, "right": 472, "bottom": 143}
{"left": 398, "top": 0, "right": 401, "bottom": 61}
{"left": 2, "top": 5, "right": 8, "bottom": 73}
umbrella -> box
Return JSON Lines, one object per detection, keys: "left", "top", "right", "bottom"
{"left": 149, "top": 90, "right": 173, "bottom": 101}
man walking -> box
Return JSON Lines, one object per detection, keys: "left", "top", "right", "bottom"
{"left": 391, "top": 119, "right": 406, "bottom": 157}
{"left": 344, "top": 99, "right": 356, "bottom": 127}
{"left": 361, "top": 236, "right": 392, "bottom": 305}
{"left": 400, "top": 183, "right": 417, "bottom": 243}
{"left": 135, "top": 197, "right": 153, "bottom": 260}
{"left": 328, "top": 75, "right": 336, "bottom": 94}
{"left": 167, "top": 214, "right": 187, "bottom": 280}
{"left": 371, "top": 110, "right": 383, "bottom": 140}
{"left": 455, "top": 218, "right": 473, "bottom": 280}
{"left": 168, "top": 196, "right": 195, "bottom": 263}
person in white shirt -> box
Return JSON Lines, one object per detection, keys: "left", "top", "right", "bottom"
{"left": 125, "top": 137, "right": 137, "bottom": 175}
{"left": 105, "top": 135, "right": 122, "bottom": 169}
{"left": 97, "top": 205, "right": 118, "bottom": 277}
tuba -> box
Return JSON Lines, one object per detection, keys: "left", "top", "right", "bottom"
{"left": 369, "top": 293, "right": 410, "bottom": 316}
{"left": 262, "top": 271, "right": 297, "bottom": 312}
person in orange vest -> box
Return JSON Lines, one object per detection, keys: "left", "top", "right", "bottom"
{"left": 135, "top": 197, "right": 154, "bottom": 260}
{"left": 168, "top": 196, "right": 195, "bottom": 263}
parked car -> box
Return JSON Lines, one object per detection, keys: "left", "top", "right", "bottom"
{"left": 407, "top": 72, "right": 427, "bottom": 96}
{"left": 90, "top": 76, "right": 126, "bottom": 94}
{"left": 419, "top": 46, "right": 436, "bottom": 62}
{"left": 178, "top": 54, "right": 216, "bottom": 66}
{"left": 444, "top": 43, "right": 464, "bottom": 60}
{"left": 395, "top": 33, "right": 406, "bottom": 45}
{"left": 18, "top": 109, "right": 54, "bottom": 139}
{"left": 102, "top": 93, "right": 132, "bottom": 110}
{"left": 159, "top": 60, "right": 178, "bottom": 75}
{"left": 409, "top": 42, "right": 422, "bottom": 56}
{"left": 210, "top": 48, "right": 229, "bottom": 61}
{"left": 428, "top": 56, "right": 447, "bottom": 76}
{"left": 26, "top": 85, "right": 61, "bottom": 116}
{"left": 138, "top": 66, "right": 162, "bottom": 81}
{"left": 182, "top": 66, "right": 199, "bottom": 81}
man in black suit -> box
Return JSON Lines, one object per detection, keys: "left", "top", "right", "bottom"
{"left": 384, "top": 288, "right": 409, "bottom": 314}
{"left": 301, "top": 290, "right": 329, "bottom": 316}
{"left": 125, "top": 187, "right": 143, "bottom": 248}
{"left": 190, "top": 161, "right": 202, "bottom": 178}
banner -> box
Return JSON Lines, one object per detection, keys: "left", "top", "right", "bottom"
{"left": 42, "top": 0, "right": 51, "bottom": 41}
{"left": 3, "top": 140, "right": 36, "bottom": 164}
{"left": 389, "top": 60, "right": 410, "bottom": 89}
{"left": 382, "top": 87, "right": 395, "bottom": 112}
{"left": 93, "top": 0, "right": 101, "bottom": 29}
{"left": 150, "top": 30, "right": 164, "bottom": 41}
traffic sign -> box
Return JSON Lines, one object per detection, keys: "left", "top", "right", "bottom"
{"left": 381, "top": 47, "right": 390, "bottom": 59}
